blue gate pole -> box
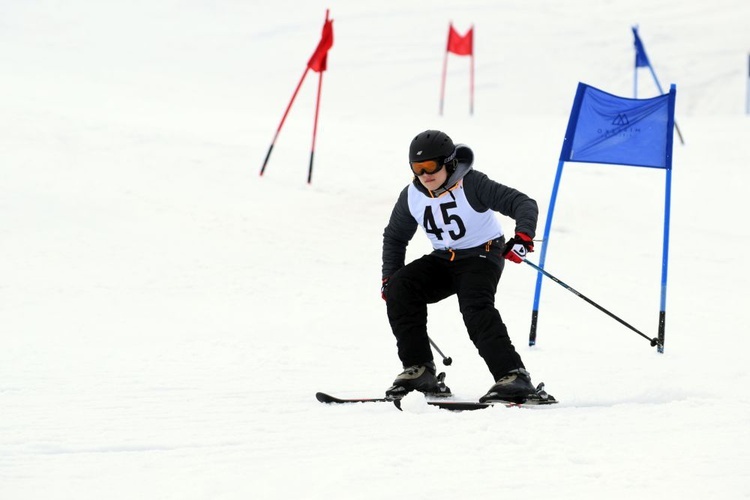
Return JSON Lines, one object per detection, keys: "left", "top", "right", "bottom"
{"left": 657, "top": 84, "right": 677, "bottom": 353}
{"left": 657, "top": 167, "right": 672, "bottom": 353}
{"left": 646, "top": 63, "right": 684, "bottom": 145}
{"left": 529, "top": 160, "right": 565, "bottom": 346}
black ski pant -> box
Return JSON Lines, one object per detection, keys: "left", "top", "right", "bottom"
{"left": 386, "top": 254, "right": 525, "bottom": 381}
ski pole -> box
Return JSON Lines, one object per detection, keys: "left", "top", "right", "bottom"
{"left": 428, "top": 336, "right": 453, "bottom": 365}
{"left": 522, "top": 258, "right": 661, "bottom": 348}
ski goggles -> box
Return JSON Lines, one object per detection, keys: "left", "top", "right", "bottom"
{"left": 410, "top": 148, "right": 457, "bottom": 176}
{"left": 410, "top": 159, "right": 445, "bottom": 176}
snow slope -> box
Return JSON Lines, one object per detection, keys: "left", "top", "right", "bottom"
{"left": 1, "top": 1, "right": 749, "bottom": 498}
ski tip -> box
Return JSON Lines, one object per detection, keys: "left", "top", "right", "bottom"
{"left": 315, "top": 392, "right": 333, "bottom": 403}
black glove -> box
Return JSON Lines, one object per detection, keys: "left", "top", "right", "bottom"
{"left": 381, "top": 277, "right": 390, "bottom": 301}
{"left": 503, "top": 232, "right": 534, "bottom": 263}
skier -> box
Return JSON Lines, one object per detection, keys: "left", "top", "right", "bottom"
{"left": 381, "top": 129, "right": 540, "bottom": 403}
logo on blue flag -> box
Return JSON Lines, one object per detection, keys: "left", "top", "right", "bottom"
{"left": 612, "top": 114, "right": 629, "bottom": 126}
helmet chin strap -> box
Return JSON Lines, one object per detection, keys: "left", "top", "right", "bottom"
{"left": 430, "top": 162, "right": 458, "bottom": 198}
{"left": 440, "top": 161, "right": 458, "bottom": 188}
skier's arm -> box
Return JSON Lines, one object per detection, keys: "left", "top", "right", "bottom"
{"left": 464, "top": 170, "right": 538, "bottom": 238}
{"left": 382, "top": 187, "right": 418, "bottom": 279}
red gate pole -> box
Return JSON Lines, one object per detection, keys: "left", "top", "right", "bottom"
{"left": 260, "top": 67, "right": 311, "bottom": 177}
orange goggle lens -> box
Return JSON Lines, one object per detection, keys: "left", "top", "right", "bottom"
{"left": 410, "top": 159, "right": 444, "bottom": 176}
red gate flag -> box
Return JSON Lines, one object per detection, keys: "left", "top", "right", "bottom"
{"left": 260, "top": 10, "right": 334, "bottom": 183}
{"left": 440, "top": 23, "right": 475, "bottom": 115}
{"left": 447, "top": 24, "right": 473, "bottom": 56}
{"left": 308, "top": 18, "right": 334, "bottom": 72}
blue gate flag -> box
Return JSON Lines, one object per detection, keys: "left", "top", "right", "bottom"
{"left": 529, "top": 82, "right": 677, "bottom": 353}
{"left": 632, "top": 26, "right": 650, "bottom": 68}
{"left": 559, "top": 83, "right": 675, "bottom": 169}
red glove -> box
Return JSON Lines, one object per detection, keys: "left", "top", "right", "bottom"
{"left": 381, "top": 278, "right": 390, "bottom": 301}
{"left": 503, "top": 232, "right": 534, "bottom": 263}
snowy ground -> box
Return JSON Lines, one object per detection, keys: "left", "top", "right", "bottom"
{"left": 1, "top": 1, "right": 749, "bottom": 499}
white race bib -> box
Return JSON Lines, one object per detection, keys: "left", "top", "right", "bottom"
{"left": 407, "top": 180, "right": 503, "bottom": 250}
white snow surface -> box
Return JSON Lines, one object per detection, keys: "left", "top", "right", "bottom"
{"left": 2, "top": 1, "right": 749, "bottom": 498}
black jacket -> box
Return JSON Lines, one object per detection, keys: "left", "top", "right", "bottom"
{"left": 382, "top": 145, "right": 538, "bottom": 278}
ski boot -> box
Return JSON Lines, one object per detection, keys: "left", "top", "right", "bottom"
{"left": 479, "top": 368, "right": 536, "bottom": 404}
{"left": 385, "top": 361, "right": 452, "bottom": 400}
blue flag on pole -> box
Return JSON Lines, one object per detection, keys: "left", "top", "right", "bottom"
{"left": 632, "top": 26, "right": 651, "bottom": 68}
{"left": 530, "top": 81, "right": 677, "bottom": 352}
{"left": 559, "top": 83, "right": 675, "bottom": 169}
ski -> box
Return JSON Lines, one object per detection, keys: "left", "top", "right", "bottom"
{"left": 394, "top": 399, "right": 492, "bottom": 411}
{"left": 315, "top": 392, "right": 391, "bottom": 405}
{"left": 316, "top": 383, "right": 557, "bottom": 412}
{"left": 398, "top": 396, "right": 557, "bottom": 411}
{"left": 396, "top": 384, "right": 557, "bottom": 411}
{"left": 477, "top": 382, "right": 558, "bottom": 407}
